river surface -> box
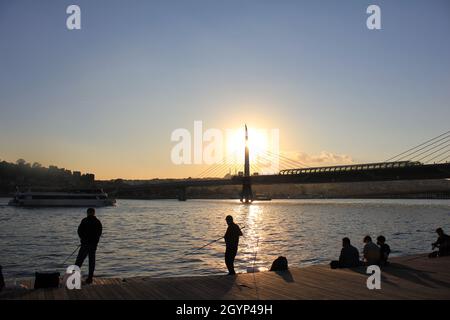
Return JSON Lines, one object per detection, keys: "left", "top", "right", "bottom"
{"left": 0, "top": 198, "right": 449, "bottom": 282}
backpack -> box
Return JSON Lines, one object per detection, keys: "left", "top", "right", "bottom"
{"left": 34, "top": 272, "right": 60, "bottom": 289}
{"left": 270, "top": 256, "right": 288, "bottom": 271}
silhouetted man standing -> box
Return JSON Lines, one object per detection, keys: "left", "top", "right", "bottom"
{"left": 75, "top": 208, "right": 102, "bottom": 284}
{"left": 224, "top": 215, "right": 242, "bottom": 275}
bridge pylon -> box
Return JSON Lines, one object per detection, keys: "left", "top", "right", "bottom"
{"left": 178, "top": 186, "right": 187, "bottom": 201}
{"left": 240, "top": 124, "right": 253, "bottom": 203}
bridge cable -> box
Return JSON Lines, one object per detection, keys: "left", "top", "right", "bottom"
{"left": 385, "top": 130, "right": 450, "bottom": 162}
{"left": 406, "top": 137, "right": 450, "bottom": 162}
{"left": 195, "top": 162, "right": 224, "bottom": 178}
{"left": 216, "top": 163, "right": 237, "bottom": 177}
{"left": 196, "top": 165, "right": 220, "bottom": 178}
{"left": 258, "top": 150, "right": 309, "bottom": 171}
{"left": 197, "top": 165, "right": 219, "bottom": 179}
{"left": 207, "top": 164, "right": 231, "bottom": 178}
{"left": 386, "top": 130, "right": 450, "bottom": 162}
{"left": 436, "top": 154, "right": 450, "bottom": 163}
{"left": 204, "top": 163, "right": 232, "bottom": 178}
{"left": 419, "top": 145, "right": 450, "bottom": 163}
{"left": 252, "top": 238, "right": 260, "bottom": 300}
{"left": 195, "top": 147, "right": 313, "bottom": 178}
{"left": 257, "top": 149, "right": 302, "bottom": 168}
{"left": 259, "top": 152, "right": 297, "bottom": 170}
{"left": 398, "top": 135, "right": 450, "bottom": 162}
{"left": 254, "top": 155, "right": 287, "bottom": 173}
{"left": 271, "top": 150, "right": 311, "bottom": 168}
{"left": 196, "top": 160, "right": 234, "bottom": 178}
{"left": 262, "top": 154, "right": 302, "bottom": 172}
{"left": 252, "top": 151, "right": 296, "bottom": 173}
{"left": 263, "top": 149, "right": 311, "bottom": 168}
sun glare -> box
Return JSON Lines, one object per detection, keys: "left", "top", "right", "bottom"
{"left": 225, "top": 127, "right": 270, "bottom": 165}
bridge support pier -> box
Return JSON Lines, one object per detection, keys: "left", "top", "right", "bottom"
{"left": 178, "top": 187, "right": 187, "bottom": 201}
{"left": 240, "top": 124, "right": 253, "bottom": 203}
{"left": 240, "top": 178, "right": 253, "bottom": 203}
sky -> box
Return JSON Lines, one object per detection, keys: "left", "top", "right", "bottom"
{"left": 0, "top": 0, "right": 449, "bottom": 179}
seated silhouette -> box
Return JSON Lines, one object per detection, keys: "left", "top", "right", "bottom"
{"left": 330, "top": 237, "right": 361, "bottom": 269}
{"left": 363, "top": 235, "right": 380, "bottom": 266}
{"left": 270, "top": 256, "right": 289, "bottom": 271}
{"left": 429, "top": 228, "right": 450, "bottom": 258}
{"left": 377, "top": 235, "right": 391, "bottom": 266}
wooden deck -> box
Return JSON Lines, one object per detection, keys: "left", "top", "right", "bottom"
{"left": 3, "top": 254, "right": 450, "bottom": 300}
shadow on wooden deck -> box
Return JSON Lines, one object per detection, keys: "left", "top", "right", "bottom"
{"left": 2, "top": 254, "right": 450, "bottom": 300}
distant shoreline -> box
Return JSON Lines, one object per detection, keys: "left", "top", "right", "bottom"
{"left": 1, "top": 194, "right": 450, "bottom": 200}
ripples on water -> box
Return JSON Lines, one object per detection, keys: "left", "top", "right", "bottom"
{"left": 0, "top": 198, "right": 449, "bottom": 281}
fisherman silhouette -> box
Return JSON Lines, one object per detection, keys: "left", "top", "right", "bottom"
{"left": 429, "top": 228, "right": 450, "bottom": 258}
{"left": 224, "top": 215, "right": 242, "bottom": 275}
{"left": 75, "top": 208, "right": 102, "bottom": 284}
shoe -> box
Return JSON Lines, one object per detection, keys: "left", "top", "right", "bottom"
{"left": 85, "top": 277, "right": 93, "bottom": 284}
{"left": 227, "top": 272, "right": 236, "bottom": 276}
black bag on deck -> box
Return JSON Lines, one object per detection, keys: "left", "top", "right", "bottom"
{"left": 330, "top": 260, "right": 339, "bottom": 269}
{"left": 270, "top": 256, "right": 288, "bottom": 271}
{"left": 34, "top": 272, "right": 60, "bottom": 289}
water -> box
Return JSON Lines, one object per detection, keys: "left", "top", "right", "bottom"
{"left": 0, "top": 198, "right": 449, "bottom": 281}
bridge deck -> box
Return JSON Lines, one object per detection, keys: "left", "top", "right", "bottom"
{"left": 4, "top": 254, "right": 450, "bottom": 300}
{"left": 129, "top": 163, "right": 450, "bottom": 190}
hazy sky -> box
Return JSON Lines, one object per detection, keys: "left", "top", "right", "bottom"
{"left": 1, "top": 0, "right": 449, "bottom": 179}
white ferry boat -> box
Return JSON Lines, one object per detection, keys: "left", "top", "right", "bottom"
{"left": 8, "top": 189, "right": 116, "bottom": 207}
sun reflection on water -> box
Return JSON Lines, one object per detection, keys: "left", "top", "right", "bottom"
{"left": 1, "top": 198, "right": 449, "bottom": 280}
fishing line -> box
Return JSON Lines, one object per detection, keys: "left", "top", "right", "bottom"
{"left": 60, "top": 244, "right": 81, "bottom": 267}
{"left": 252, "top": 237, "right": 260, "bottom": 300}
{"left": 180, "top": 226, "right": 246, "bottom": 258}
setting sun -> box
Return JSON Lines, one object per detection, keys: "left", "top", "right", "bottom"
{"left": 225, "top": 127, "right": 279, "bottom": 174}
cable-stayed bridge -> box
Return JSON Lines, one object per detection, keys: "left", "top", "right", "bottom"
{"left": 130, "top": 128, "right": 450, "bottom": 202}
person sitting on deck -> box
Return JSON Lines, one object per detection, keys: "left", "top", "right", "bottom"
{"left": 330, "top": 237, "right": 361, "bottom": 269}
{"left": 363, "top": 236, "right": 380, "bottom": 266}
{"left": 377, "top": 235, "right": 391, "bottom": 266}
{"left": 429, "top": 228, "right": 450, "bottom": 258}
{"left": 75, "top": 208, "right": 103, "bottom": 284}
{"left": 224, "top": 215, "right": 243, "bottom": 275}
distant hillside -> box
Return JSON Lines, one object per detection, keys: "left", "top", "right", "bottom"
{"left": 0, "top": 159, "right": 95, "bottom": 195}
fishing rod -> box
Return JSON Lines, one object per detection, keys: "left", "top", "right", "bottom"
{"left": 252, "top": 238, "right": 260, "bottom": 300}
{"left": 183, "top": 226, "right": 246, "bottom": 257}
{"left": 61, "top": 244, "right": 81, "bottom": 266}
{"left": 190, "top": 237, "right": 223, "bottom": 253}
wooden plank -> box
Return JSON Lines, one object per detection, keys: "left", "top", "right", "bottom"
{"left": 7, "top": 255, "right": 450, "bottom": 300}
